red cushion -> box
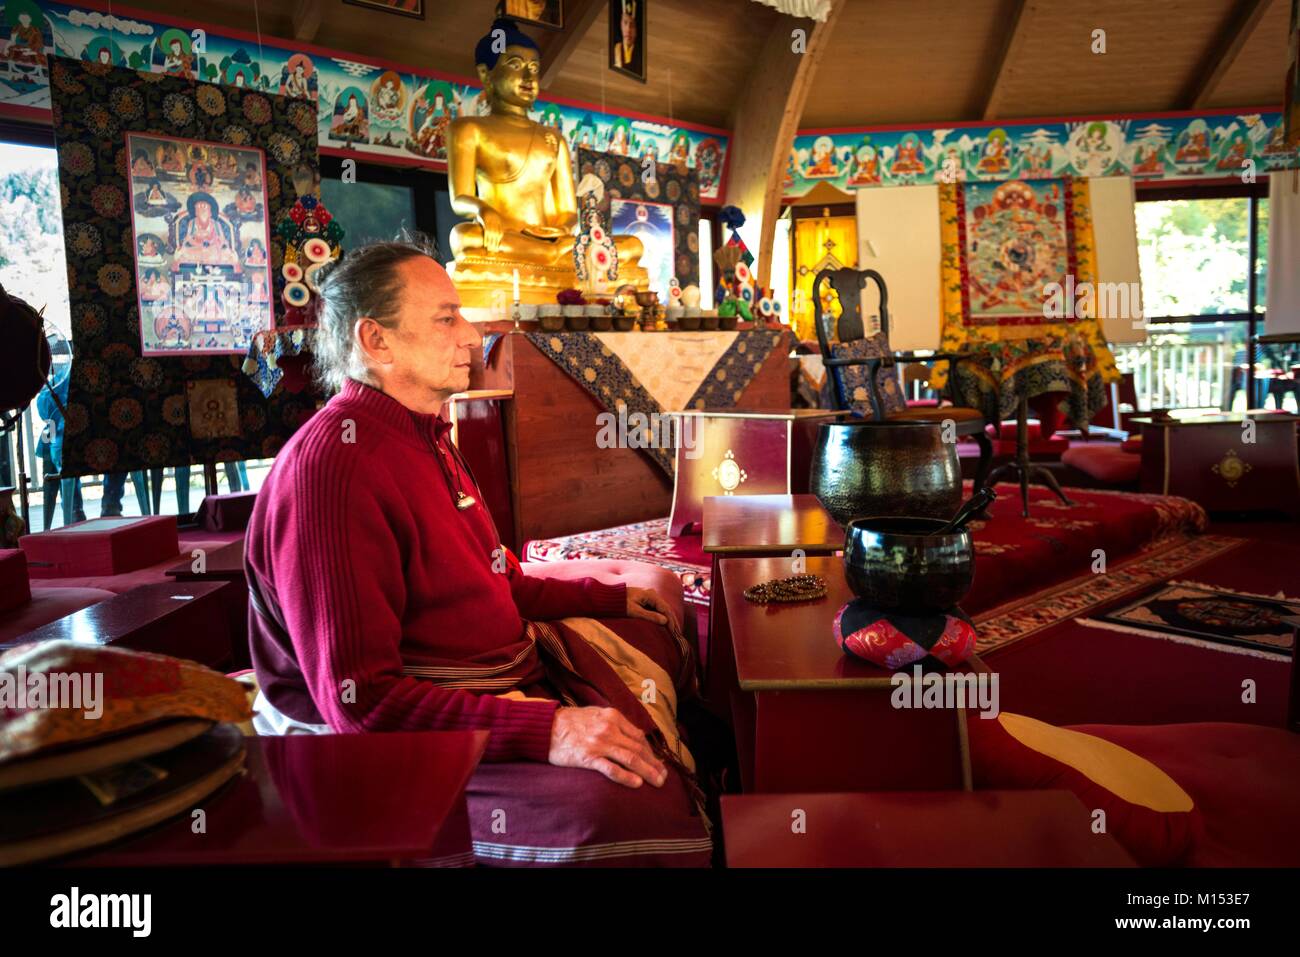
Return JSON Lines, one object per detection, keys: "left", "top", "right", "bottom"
{"left": 1062, "top": 445, "right": 1141, "bottom": 484}
{"left": 967, "top": 711, "right": 1202, "bottom": 866}
{"left": 20, "top": 516, "right": 179, "bottom": 578}
{"left": 1075, "top": 722, "right": 1300, "bottom": 867}
{"left": 1121, "top": 435, "right": 1143, "bottom": 454}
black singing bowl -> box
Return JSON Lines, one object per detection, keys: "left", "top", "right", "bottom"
{"left": 843, "top": 516, "right": 975, "bottom": 614}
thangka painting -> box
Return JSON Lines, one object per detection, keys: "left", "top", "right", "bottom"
{"left": 961, "top": 179, "right": 1071, "bottom": 325}
{"left": 611, "top": 199, "right": 674, "bottom": 298}
{"left": 126, "top": 133, "right": 275, "bottom": 355}
{"left": 0, "top": 1, "right": 729, "bottom": 201}
{"left": 49, "top": 57, "right": 321, "bottom": 477}
{"left": 784, "top": 111, "right": 1300, "bottom": 197}
{"left": 931, "top": 177, "right": 1118, "bottom": 429}
{"left": 577, "top": 148, "right": 699, "bottom": 298}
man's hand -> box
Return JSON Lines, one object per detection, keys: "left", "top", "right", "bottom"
{"left": 626, "top": 585, "right": 674, "bottom": 628}
{"left": 548, "top": 706, "right": 667, "bottom": 788}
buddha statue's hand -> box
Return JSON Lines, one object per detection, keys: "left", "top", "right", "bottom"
{"left": 479, "top": 208, "right": 507, "bottom": 253}
{"left": 548, "top": 706, "right": 668, "bottom": 789}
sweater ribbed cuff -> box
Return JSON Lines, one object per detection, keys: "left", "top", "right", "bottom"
{"left": 485, "top": 697, "right": 559, "bottom": 763}
{"left": 587, "top": 581, "right": 628, "bottom": 618}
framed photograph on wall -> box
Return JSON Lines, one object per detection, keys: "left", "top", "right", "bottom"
{"left": 342, "top": 0, "right": 425, "bottom": 20}
{"left": 125, "top": 132, "right": 275, "bottom": 356}
{"left": 499, "top": 0, "right": 563, "bottom": 30}
{"left": 609, "top": 0, "right": 646, "bottom": 83}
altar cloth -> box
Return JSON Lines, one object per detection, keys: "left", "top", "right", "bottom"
{"left": 487, "top": 330, "right": 786, "bottom": 475}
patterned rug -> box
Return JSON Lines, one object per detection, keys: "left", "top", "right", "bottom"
{"left": 973, "top": 534, "right": 1246, "bottom": 655}
{"left": 522, "top": 484, "right": 1212, "bottom": 620}
{"left": 525, "top": 518, "right": 711, "bottom": 606}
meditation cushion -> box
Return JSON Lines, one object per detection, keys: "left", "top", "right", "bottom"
{"left": 20, "top": 516, "right": 179, "bottom": 579}
{"left": 1073, "top": 722, "right": 1300, "bottom": 867}
{"left": 1061, "top": 444, "right": 1140, "bottom": 486}
{"left": 989, "top": 420, "right": 1069, "bottom": 457}
{"left": 966, "top": 711, "right": 1201, "bottom": 866}
{"left": 832, "top": 599, "right": 977, "bottom": 669}
{"left": 1121, "top": 435, "right": 1143, "bottom": 453}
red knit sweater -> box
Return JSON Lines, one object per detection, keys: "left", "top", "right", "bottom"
{"left": 246, "top": 378, "right": 627, "bottom": 761}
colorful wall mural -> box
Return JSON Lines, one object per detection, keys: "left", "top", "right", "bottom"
{"left": 785, "top": 111, "right": 1300, "bottom": 198}
{"left": 0, "top": 0, "right": 731, "bottom": 200}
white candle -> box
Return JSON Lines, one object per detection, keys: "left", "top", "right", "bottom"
{"left": 512, "top": 268, "right": 520, "bottom": 304}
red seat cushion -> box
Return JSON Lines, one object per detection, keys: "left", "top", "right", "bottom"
{"left": 1062, "top": 444, "right": 1141, "bottom": 485}
{"left": 1074, "top": 722, "right": 1300, "bottom": 867}
{"left": 1121, "top": 435, "right": 1143, "bottom": 454}
{"left": 967, "top": 711, "right": 1202, "bottom": 866}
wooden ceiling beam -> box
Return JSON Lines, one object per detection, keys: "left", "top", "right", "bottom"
{"left": 1183, "top": 0, "right": 1273, "bottom": 109}
{"left": 723, "top": 0, "right": 846, "bottom": 290}
{"left": 981, "top": 0, "right": 1037, "bottom": 121}
{"left": 537, "top": 0, "right": 604, "bottom": 90}
{"left": 292, "top": 0, "right": 323, "bottom": 44}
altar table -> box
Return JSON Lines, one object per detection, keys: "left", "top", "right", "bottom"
{"left": 476, "top": 330, "right": 792, "bottom": 550}
{"left": 723, "top": 790, "right": 1135, "bottom": 867}
{"left": 77, "top": 730, "right": 488, "bottom": 866}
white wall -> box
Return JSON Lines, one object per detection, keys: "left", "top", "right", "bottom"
{"left": 854, "top": 185, "right": 942, "bottom": 351}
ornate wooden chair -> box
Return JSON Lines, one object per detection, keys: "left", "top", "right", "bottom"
{"left": 813, "top": 267, "right": 993, "bottom": 491}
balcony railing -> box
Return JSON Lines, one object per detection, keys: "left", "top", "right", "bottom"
{"left": 1113, "top": 337, "right": 1236, "bottom": 412}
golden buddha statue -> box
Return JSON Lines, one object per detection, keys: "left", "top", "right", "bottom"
{"left": 447, "top": 19, "right": 648, "bottom": 306}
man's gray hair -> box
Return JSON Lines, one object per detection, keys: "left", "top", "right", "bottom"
{"left": 311, "top": 231, "right": 441, "bottom": 394}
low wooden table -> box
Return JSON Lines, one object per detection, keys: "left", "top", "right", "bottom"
{"left": 1, "top": 581, "right": 235, "bottom": 668}
{"left": 1134, "top": 410, "right": 1300, "bottom": 517}
{"left": 720, "top": 553, "right": 986, "bottom": 793}
{"left": 722, "top": 790, "right": 1135, "bottom": 867}
{"left": 77, "top": 730, "right": 489, "bottom": 866}
{"left": 165, "top": 538, "right": 250, "bottom": 670}
{"left": 165, "top": 538, "right": 246, "bottom": 581}
{"left": 701, "top": 494, "right": 843, "bottom": 709}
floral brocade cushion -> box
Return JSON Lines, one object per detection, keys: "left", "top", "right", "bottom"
{"left": 0, "top": 640, "right": 251, "bottom": 764}
{"left": 832, "top": 600, "right": 977, "bottom": 669}
{"left": 827, "top": 337, "right": 907, "bottom": 416}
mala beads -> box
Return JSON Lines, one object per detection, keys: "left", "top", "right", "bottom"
{"left": 743, "top": 574, "right": 828, "bottom": 604}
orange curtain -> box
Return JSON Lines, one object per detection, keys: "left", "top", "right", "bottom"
{"left": 791, "top": 213, "right": 857, "bottom": 342}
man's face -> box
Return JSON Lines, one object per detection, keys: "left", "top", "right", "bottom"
{"left": 621, "top": 8, "right": 636, "bottom": 44}
{"left": 485, "top": 45, "right": 540, "bottom": 108}
{"left": 381, "top": 257, "right": 481, "bottom": 401}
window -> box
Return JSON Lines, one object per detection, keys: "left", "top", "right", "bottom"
{"left": 318, "top": 156, "right": 446, "bottom": 258}
{"left": 1121, "top": 182, "right": 1292, "bottom": 413}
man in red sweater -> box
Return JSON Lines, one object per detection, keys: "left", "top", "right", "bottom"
{"left": 245, "top": 238, "right": 712, "bottom": 865}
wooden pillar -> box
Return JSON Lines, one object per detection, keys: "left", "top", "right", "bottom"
{"left": 723, "top": 2, "right": 845, "bottom": 289}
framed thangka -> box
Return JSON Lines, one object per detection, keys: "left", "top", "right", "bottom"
{"left": 501, "top": 0, "right": 563, "bottom": 30}
{"left": 126, "top": 133, "right": 275, "bottom": 355}
{"left": 577, "top": 148, "right": 699, "bottom": 299}
{"left": 611, "top": 199, "right": 673, "bottom": 299}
